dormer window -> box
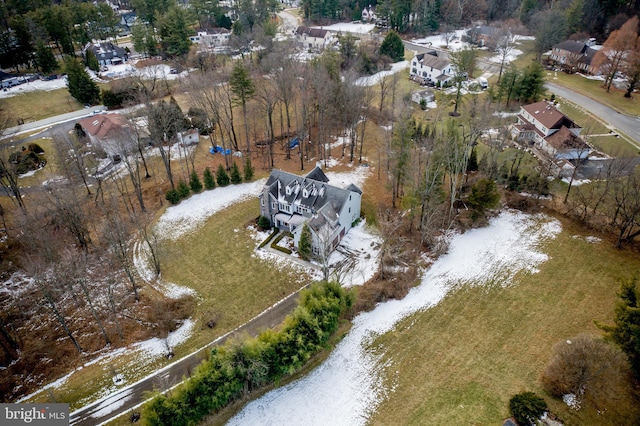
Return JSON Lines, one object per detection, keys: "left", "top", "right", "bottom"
{"left": 303, "top": 189, "right": 309, "bottom": 198}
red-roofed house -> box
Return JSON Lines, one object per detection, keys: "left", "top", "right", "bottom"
{"left": 77, "top": 113, "right": 137, "bottom": 160}
{"left": 511, "top": 101, "right": 590, "bottom": 160}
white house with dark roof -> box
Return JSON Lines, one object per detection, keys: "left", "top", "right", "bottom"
{"left": 259, "top": 166, "right": 362, "bottom": 256}
{"left": 295, "top": 26, "right": 334, "bottom": 51}
{"left": 511, "top": 101, "right": 590, "bottom": 160}
{"left": 189, "top": 28, "right": 231, "bottom": 50}
{"left": 410, "top": 51, "right": 453, "bottom": 86}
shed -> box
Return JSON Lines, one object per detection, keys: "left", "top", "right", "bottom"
{"left": 411, "top": 89, "right": 435, "bottom": 105}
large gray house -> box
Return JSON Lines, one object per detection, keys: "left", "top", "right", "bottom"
{"left": 259, "top": 167, "right": 362, "bottom": 256}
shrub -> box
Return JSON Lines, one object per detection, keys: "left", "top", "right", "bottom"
{"left": 216, "top": 164, "right": 230, "bottom": 187}
{"left": 258, "top": 227, "right": 279, "bottom": 248}
{"left": 189, "top": 170, "right": 203, "bottom": 193}
{"left": 243, "top": 157, "right": 254, "bottom": 181}
{"left": 257, "top": 215, "right": 271, "bottom": 231}
{"left": 177, "top": 180, "right": 191, "bottom": 199}
{"left": 28, "top": 143, "right": 44, "bottom": 154}
{"left": 165, "top": 189, "right": 180, "bottom": 204}
{"left": 298, "top": 223, "right": 312, "bottom": 260}
{"left": 203, "top": 167, "right": 216, "bottom": 190}
{"left": 229, "top": 161, "right": 242, "bottom": 184}
{"left": 509, "top": 392, "right": 547, "bottom": 426}
{"left": 143, "top": 282, "right": 352, "bottom": 426}
{"left": 541, "top": 334, "right": 631, "bottom": 410}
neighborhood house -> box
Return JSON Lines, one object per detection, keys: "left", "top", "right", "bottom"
{"left": 549, "top": 39, "right": 599, "bottom": 75}
{"left": 511, "top": 101, "right": 590, "bottom": 161}
{"left": 259, "top": 167, "right": 362, "bottom": 256}
{"left": 410, "top": 51, "right": 453, "bottom": 86}
{"left": 77, "top": 113, "right": 139, "bottom": 161}
{"left": 295, "top": 26, "right": 334, "bottom": 51}
{"left": 83, "top": 42, "right": 128, "bottom": 66}
{"left": 189, "top": 28, "right": 231, "bottom": 50}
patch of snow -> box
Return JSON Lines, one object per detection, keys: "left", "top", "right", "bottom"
{"left": 563, "top": 393, "right": 581, "bottom": 410}
{"left": 487, "top": 48, "right": 524, "bottom": 64}
{"left": 313, "top": 22, "right": 375, "bottom": 34}
{"left": 155, "top": 180, "right": 266, "bottom": 241}
{"left": 0, "top": 78, "right": 67, "bottom": 98}
{"left": 229, "top": 211, "right": 562, "bottom": 425}
{"left": 356, "top": 61, "right": 409, "bottom": 86}
{"left": 562, "top": 177, "right": 590, "bottom": 186}
{"left": 329, "top": 220, "right": 381, "bottom": 287}
{"left": 89, "top": 388, "right": 134, "bottom": 419}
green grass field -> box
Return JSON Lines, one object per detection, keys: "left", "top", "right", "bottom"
{"left": 369, "top": 215, "right": 640, "bottom": 426}
{"left": 3, "top": 88, "right": 84, "bottom": 123}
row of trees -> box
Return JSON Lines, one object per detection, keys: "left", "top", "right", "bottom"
{"left": 144, "top": 282, "right": 354, "bottom": 426}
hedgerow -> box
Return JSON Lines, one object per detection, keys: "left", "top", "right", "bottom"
{"left": 144, "top": 282, "right": 354, "bottom": 426}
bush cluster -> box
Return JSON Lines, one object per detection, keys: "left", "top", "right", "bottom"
{"left": 271, "top": 231, "right": 292, "bottom": 254}
{"left": 258, "top": 227, "right": 278, "bottom": 249}
{"left": 144, "top": 282, "right": 354, "bottom": 426}
{"left": 165, "top": 160, "right": 254, "bottom": 205}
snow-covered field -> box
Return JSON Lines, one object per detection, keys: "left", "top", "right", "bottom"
{"left": 313, "top": 22, "right": 376, "bottom": 34}
{"left": 228, "top": 211, "right": 562, "bottom": 425}
{"left": 356, "top": 61, "right": 409, "bottom": 86}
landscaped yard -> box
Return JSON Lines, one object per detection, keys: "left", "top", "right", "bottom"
{"left": 369, "top": 214, "right": 640, "bottom": 426}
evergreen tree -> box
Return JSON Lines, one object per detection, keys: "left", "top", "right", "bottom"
{"left": 158, "top": 6, "right": 192, "bottom": 57}
{"left": 599, "top": 278, "right": 640, "bottom": 378}
{"left": 177, "top": 179, "right": 191, "bottom": 198}
{"left": 189, "top": 170, "right": 203, "bottom": 193}
{"left": 35, "top": 40, "right": 58, "bottom": 75}
{"left": 467, "top": 178, "right": 500, "bottom": 217}
{"left": 230, "top": 62, "right": 255, "bottom": 152}
{"left": 85, "top": 49, "right": 100, "bottom": 73}
{"left": 467, "top": 146, "right": 478, "bottom": 172}
{"left": 64, "top": 57, "right": 100, "bottom": 105}
{"left": 165, "top": 188, "right": 180, "bottom": 204}
{"left": 298, "top": 223, "right": 312, "bottom": 261}
{"left": 203, "top": 166, "right": 216, "bottom": 189}
{"left": 229, "top": 161, "right": 242, "bottom": 184}
{"left": 243, "top": 157, "right": 254, "bottom": 181}
{"left": 516, "top": 62, "right": 545, "bottom": 103}
{"left": 379, "top": 31, "right": 404, "bottom": 62}
{"left": 509, "top": 392, "right": 547, "bottom": 426}
{"left": 216, "top": 164, "right": 230, "bottom": 186}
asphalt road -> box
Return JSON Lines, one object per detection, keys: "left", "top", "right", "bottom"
{"left": 544, "top": 82, "right": 640, "bottom": 148}
{"left": 3, "top": 107, "right": 106, "bottom": 142}
{"left": 69, "top": 286, "right": 303, "bottom": 426}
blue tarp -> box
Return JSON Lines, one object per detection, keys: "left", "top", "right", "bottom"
{"left": 289, "top": 137, "right": 299, "bottom": 149}
{"left": 209, "top": 146, "right": 225, "bottom": 154}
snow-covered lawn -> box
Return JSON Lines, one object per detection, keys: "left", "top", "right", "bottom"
{"left": 313, "top": 22, "right": 376, "bottom": 34}
{"left": 228, "top": 211, "right": 562, "bottom": 425}
{"left": 356, "top": 61, "right": 409, "bottom": 86}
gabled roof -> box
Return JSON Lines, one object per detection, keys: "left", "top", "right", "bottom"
{"left": 545, "top": 126, "right": 590, "bottom": 152}
{"left": 553, "top": 40, "right": 589, "bottom": 54}
{"left": 85, "top": 42, "right": 127, "bottom": 60}
{"left": 414, "top": 52, "right": 450, "bottom": 71}
{"left": 469, "top": 25, "right": 501, "bottom": 37}
{"left": 264, "top": 167, "right": 359, "bottom": 219}
{"left": 296, "top": 26, "right": 329, "bottom": 39}
{"left": 522, "top": 101, "right": 578, "bottom": 131}
{"left": 304, "top": 166, "right": 329, "bottom": 183}
{"left": 196, "top": 27, "right": 231, "bottom": 35}
{"left": 78, "top": 113, "right": 131, "bottom": 140}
